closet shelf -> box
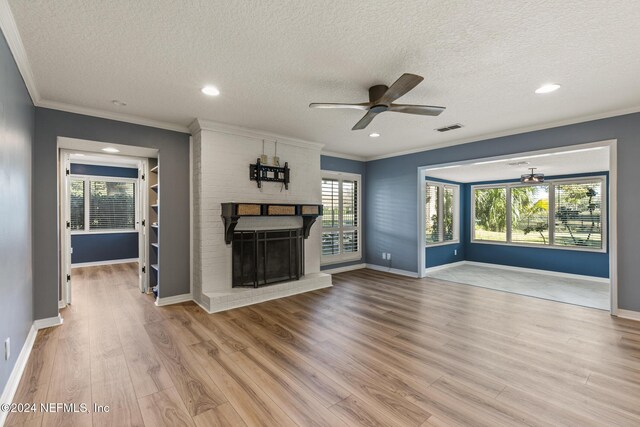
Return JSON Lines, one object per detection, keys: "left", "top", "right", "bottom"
{"left": 150, "top": 184, "right": 159, "bottom": 191}
{"left": 151, "top": 264, "right": 159, "bottom": 272}
{"left": 151, "top": 243, "right": 159, "bottom": 249}
{"left": 150, "top": 166, "right": 159, "bottom": 173}
{"left": 151, "top": 203, "right": 159, "bottom": 209}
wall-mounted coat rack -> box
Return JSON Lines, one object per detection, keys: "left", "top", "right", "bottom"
{"left": 250, "top": 158, "right": 290, "bottom": 189}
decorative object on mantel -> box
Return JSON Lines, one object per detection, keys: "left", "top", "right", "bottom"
{"left": 221, "top": 202, "right": 323, "bottom": 244}
{"left": 250, "top": 158, "right": 290, "bottom": 189}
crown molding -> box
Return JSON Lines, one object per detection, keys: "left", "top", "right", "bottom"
{"left": 0, "top": 0, "right": 39, "bottom": 102}
{"left": 321, "top": 150, "right": 367, "bottom": 162}
{"left": 4, "top": 0, "right": 639, "bottom": 160}
{"left": 190, "top": 118, "right": 325, "bottom": 150}
{"left": 38, "top": 99, "right": 190, "bottom": 133}
{"left": 364, "top": 105, "right": 640, "bottom": 161}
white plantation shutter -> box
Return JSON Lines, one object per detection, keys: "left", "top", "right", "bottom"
{"left": 89, "top": 180, "right": 136, "bottom": 230}
{"left": 322, "top": 179, "right": 339, "bottom": 228}
{"left": 321, "top": 173, "right": 361, "bottom": 261}
{"left": 342, "top": 180, "right": 359, "bottom": 253}
{"left": 425, "top": 184, "right": 440, "bottom": 243}
{"left": 70, "top": 179, "right": 85, "bottom": 231}
{"left": 425, "top": 182, "right": 459, "bottom": 244}
{"left": 443, "top": 186, "right": 455, "bottom": 241}
{"left": 322, "top": 178, "right": 340, "bottom": 256}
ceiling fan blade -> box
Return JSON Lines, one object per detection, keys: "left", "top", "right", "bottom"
{"left": 378, "top": 73, "right": 424, "bottom": 104}
{"left": 352, "top": 111, "right": 379, "bottom": 130}
{"left": 388, "top": 104, "right": 445, "bottom": 116}
{"left": 309, "top": 102, "right": 371, "bottom": 110}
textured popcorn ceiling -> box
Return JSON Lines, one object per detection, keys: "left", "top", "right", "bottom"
{"left": 8, "top": 0, "right": 640, "bottom": 158}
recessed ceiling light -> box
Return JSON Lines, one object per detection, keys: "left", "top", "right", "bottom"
{"left": 111, "top": 99, "right": 127, "bottom": 106}
{"left": 102, "top": 147, "right": 120, "bottom": 153}
{"left": 369, "top": 132, "right": 380, "bottom": 138}
{"left": 201, "top": 85, "right": 220, "bottom": 96}
{"left": 535, "top": 84, "right": 561, "bottom": 94}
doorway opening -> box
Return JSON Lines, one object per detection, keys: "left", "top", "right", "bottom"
{"left": 417, "top": 139, "right": 617, "bottom": 313}
{"left": 58, "top": 138, "right": 158, "bottom": 309}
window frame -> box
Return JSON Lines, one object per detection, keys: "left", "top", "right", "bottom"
{"left": 425, "top": 181, "right": 460, "bottom": 247}
{"left": 69, "top": 174, "right": 140, "bottom": 235}
{"left": 320, "top": 170, "right": 362, "bottom": 265}
{"left": 470, "top": 175, "right": 607, "bottom": 253}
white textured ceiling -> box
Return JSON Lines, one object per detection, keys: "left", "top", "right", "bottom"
{"left": 8, "top": 0, "right": 640, "bottom": 158}
{"left": 424, "top": 147, "right": 609, "bottom": 183}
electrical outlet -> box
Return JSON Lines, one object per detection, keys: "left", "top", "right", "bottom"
{"left": 454, "top": 249, "right": 457, "bottom": 256}
{"left": 4, "top": 337, "right": 10, "bottom": 360}
{"left": 387, "top": 253, "right": 391, "bottom": 260}
{"left": 382, "top": 252, "right": 387, "bottom": 260}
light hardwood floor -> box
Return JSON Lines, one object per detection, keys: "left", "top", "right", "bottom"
{"left": 7, "top": 263, "right": 640, "bottom": 426}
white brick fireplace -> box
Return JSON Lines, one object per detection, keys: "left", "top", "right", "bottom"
{"left": 189, "top": 119, "right": 332, "bottom": 313}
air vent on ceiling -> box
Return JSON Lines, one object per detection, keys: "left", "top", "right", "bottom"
{"left": 507, "top": 161, "right": 530, "bottom": 166}
{"left": 435, "top": 123, "right": 463, "bottom": 132}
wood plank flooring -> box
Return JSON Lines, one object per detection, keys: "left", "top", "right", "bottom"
{"left": 7, "top": 263, "right": 640, "bottom": 426}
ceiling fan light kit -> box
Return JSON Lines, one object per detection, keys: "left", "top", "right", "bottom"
{"left": 309, "top": 73, "right": 446, "bottom": 130}
{"left": 521, "top": 168, "right": 545, "bottom": 184}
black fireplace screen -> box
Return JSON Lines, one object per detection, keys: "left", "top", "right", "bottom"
{"left": 232, "top": 229, "right": 304, "bottom": 287}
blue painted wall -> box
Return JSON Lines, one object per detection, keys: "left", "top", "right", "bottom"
{"left": 71, "top": 233, "right": 139, "bottom": 264}
{"left": 0, "top": 30, "right": 35, "bottom": 396}
{"left": 320, "top": 155, "right": 366, "bottom": 270}
{"left": 464, "top": 172, "right": 609, "bottom": 278}
{"left": 70, "top": 162, "right": 140, "bottom": 264}
{"left": 424, "top": 177, "right": 466, "bottom": 268}
{"left": 70, "top": 163, "right": 138, "bottom": 178}
{"left": 365, "top": 112, "right": 640, "bottom": 311}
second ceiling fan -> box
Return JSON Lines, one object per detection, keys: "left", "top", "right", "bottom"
{"left": 309, "top": 73, "right": 445, "bottom": 130}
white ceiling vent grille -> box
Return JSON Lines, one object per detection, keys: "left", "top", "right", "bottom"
{"left": 435, "top": 123, "right": 463, "bottom": 132}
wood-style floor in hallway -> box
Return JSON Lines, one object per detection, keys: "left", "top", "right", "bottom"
{"left": 6, "top": 262, "right": 640, "bottom": 426}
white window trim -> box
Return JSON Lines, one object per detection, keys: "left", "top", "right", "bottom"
{"left": 425, "top": 181, "right": 460, "bottom": 246}
{"left": 70, "top": 174, "right": 140, "bottom": 235}
{"left": 470, "top": 175, "right": 607, "bottom": 253}
{"left": 321, "top": 170, "right": 362, "bottom": 265}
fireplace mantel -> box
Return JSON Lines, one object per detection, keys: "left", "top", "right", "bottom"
{"left": 221, "top": 202, "right": 323, "bottom": 244}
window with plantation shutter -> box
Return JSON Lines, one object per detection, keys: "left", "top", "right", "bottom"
{"left": 425, "top": 181, "right": 459, "bottom": 245}
{"left": 70, "top": 179, "right": 85, "bottom": 230}
{"left": 425, "top": 184, "right": 440, "bottom": 243}
{"left": 554, "top": 181, "right": 603, "bottom": 249}
{"left": 471, "top": 176, "right": 605, "bottom": 251}
{"left": 321, "top": 172, "right": 361, "bottom": 263}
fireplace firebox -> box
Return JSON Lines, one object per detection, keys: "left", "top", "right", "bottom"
{"left": 232, "top": 229, "right": 303, "bottom": 287}
{"left": 222, "top": 202, "right": 323, "bottom": 288}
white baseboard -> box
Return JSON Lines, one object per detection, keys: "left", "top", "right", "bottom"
{"left": 71, "top": 258, "right": 138, "bottom": 268}
{"left": 617, "top": 309, "right": 640, "bottom": 322}
{"left": 0, "top": 313, "right": 65, "bottom": 425}
{"left": 155, "top": 293, "right": 193, "bottom": 307}
{"left": 424, "top": 261, "right": 466, "bottom": 275}
{"left": 33, "top": 314, "right": 64, "bottom": 330}
{"left": 365, "top": 263, "right": 419, "bottom": 278}
{"left": 462, "top": 261, "right": 610, "bottom": 284}
{"left": 0, "top": 325, "right": 37, "bottom": 426}
{"left": 58, "top": 300, "right": 66, "bottom": 309}
{"left": 193, "top": 297, "right": 210, "bottom": 313}
{"left": 322, "top": 263, "right": 366, "bottom": 274}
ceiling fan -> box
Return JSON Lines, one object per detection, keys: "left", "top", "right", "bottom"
{"left": 309, "top": 73, "right": 445, "bottom": 130}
